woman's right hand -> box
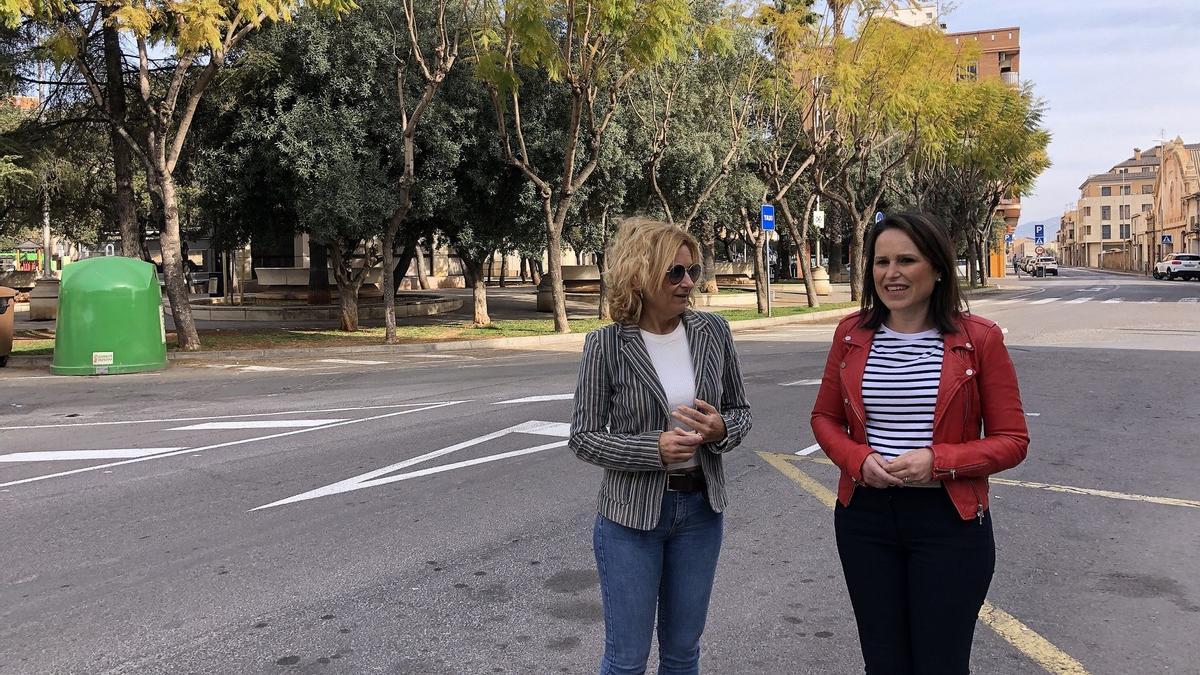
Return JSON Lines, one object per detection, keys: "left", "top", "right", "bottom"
{"left": 659, "top": 428, "right": 703, "bottom": 465}
{"left": 860, "top": 453, "right": 904, "bottom": 488}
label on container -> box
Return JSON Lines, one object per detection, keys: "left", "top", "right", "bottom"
{"left": 159, "top": 306, "right": 166, "bottom": 344}
{"left": 92, "top": 352, "right": 114, "bottom": 366}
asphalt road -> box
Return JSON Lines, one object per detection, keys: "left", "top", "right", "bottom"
{"left": 1, "top": 268, "right": 1198, "bottom": 674}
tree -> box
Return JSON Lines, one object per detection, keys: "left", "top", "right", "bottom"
{"left": 793, "top": 13, "right": 963, "bottom": 299}
{"left": 380, "top": 0, "right": 469, "bottom": 343}
{"left": 903, "top": 80, "right": 1050, "bottom": 287}
{"left": 475, "top": 0, "right": 689, "bottom": 333}
{"left": 8, "top": 0, "right": 357, "bottom": 349}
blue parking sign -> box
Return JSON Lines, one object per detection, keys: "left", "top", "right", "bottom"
{"left": 761, "top": 204, "right": 775, "bottom": 231}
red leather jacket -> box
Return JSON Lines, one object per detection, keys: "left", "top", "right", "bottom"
{"left": 811, "top": 311, "right": 1029, "bottom": 521}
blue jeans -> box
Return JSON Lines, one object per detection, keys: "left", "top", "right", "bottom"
{"left": 593, "top": 490, "right": 724, "bottom": 675}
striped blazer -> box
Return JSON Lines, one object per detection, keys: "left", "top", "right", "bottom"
{"left": 569, "top": 310, "right": 753, "bottom": 530}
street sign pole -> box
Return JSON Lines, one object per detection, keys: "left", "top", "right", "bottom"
{"left": 761, "top": 204, "right": 775, "bottom": 318}
{"left": 814, "top": 196, "right": 823, "bottom": 269}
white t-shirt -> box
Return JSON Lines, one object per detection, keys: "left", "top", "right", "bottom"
{"left": 639, "top": 321, "right": 699, "bottom": 471}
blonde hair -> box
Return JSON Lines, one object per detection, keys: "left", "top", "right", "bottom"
{"left": 605, "top": 217, "right": 701, "bottom": 324}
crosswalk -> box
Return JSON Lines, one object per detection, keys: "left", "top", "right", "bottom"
{"left": 974, "top": 296, "right": 1200, "bottom": 307}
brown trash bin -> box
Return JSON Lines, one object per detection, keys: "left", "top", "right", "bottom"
{"left": 0, "top": 286, "right": 16, "bottom": 367}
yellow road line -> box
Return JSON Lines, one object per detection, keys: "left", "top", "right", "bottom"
{"left": 775, "top": 452, "right": 1200, "bottom": 510}
{"left": 757, "top": 450, "right": 1090, "bottom": 675}
{"left": 989, "top": 477, "right": 1200, "bottom": 509}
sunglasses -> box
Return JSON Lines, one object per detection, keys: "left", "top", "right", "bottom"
{"left": 666, "top": 264, "right": 702, "bottom": 285}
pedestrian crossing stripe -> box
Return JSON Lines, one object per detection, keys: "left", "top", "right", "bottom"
{"left": 1065, "top": 297, "right": 1093, "bottom": 304}
{"left": 1030, "top": 298, "right": 1058, "bottom": 305}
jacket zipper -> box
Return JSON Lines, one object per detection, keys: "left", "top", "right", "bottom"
{"left": 969, "top": 481, "right": 984, "bottom": 524}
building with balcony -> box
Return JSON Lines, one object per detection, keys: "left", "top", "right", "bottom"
{"left": 1068, "top": 147, "right": 1159, "bottom": 270}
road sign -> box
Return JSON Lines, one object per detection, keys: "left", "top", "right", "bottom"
{"left": 761, "top": 204, "right": 775, "bottom": 231}
{"left": 1034, "top": 223, "right": 1045, "bottom": 238}
{"left": 1035, "top": 245, "right": 1045, "bottom": 255}
{"left": 1004, "top": 233, "right": 1014, "bottom": 244}
{"left": 1161, "top": 234, "right": 1173, "bottom": 244}
{"left": 812, "top": 209, "right": 825, "bottom": 230}
{"left": 1034, "top": 236, "right": 1045, "bottom": 245}
{"left": 874, "top": 211, "right": 885, "bottom": 224}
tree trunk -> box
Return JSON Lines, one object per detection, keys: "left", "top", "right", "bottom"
{"left": 307, "top": 238, "right": 331, "bottom": 305}
{"left": 529, "top": 258, "right": 542, "bottom": 286}
{"left": 101, "top": 12, "right": 138, "bottom": 259}
{"left": 485, "top": 251, "right": 494, "bottom": 285}
{"left": 153, "top": 172, "right": 200, "bottom": 350}
{"left": 850, "top": 217, "right": 867, "bottom": 301}
{"left": 393, "top": 230, "right": 419, "bottom": 294}
{"left": 753, "top": 234, "right": 767, "bottom": 314}
{"left": 461, "top": 256, "right": 490, "bottom": 327}
{"left": 329, "top": 244, "right": 364, "bottom": 332}
{"left": 415, "top": 240, "right": 430, "bottom": 290}
{"left": 519, "top": 256, "right": 528, "bottom": 283}
{"left": 382, "top": 222, "right": 400, "bottom": 343}
{"left": 779, "top": 197, "right": 819, "bottom": 308}
{"left": 697, "top": 221, "right": 718, "bottom": 294}
{"left": 597, "top": 208, "right": 612, "bottom": 320}
{"left": 546, "top": 224, "right": 569, "bottom": 333}
{"left": 499, "top": 252, "right": 508, "bottom": 288}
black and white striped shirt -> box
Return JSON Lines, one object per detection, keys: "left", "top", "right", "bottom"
{"left": 863, "top": 325, "right": 943, "bottom": 459}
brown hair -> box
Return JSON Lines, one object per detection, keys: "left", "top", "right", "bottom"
{"left": 860, "top": 211, "right": 966, "bottom": 333}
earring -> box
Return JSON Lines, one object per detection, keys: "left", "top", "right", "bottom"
{"left": 936, "top": 277, "right": 942, "bottom": 283}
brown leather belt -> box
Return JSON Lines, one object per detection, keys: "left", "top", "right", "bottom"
{"left": 666, "top": 470, "right": 706, "bottom": 493}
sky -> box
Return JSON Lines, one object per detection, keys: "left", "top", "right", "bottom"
{"left": 937, "top": 0, "right": 1200, "bottom": 227}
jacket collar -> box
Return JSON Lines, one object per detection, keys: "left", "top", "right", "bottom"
{"left": 843, "top": 313, "right": 974, "bottom": 352}
{"left": 618, "top": 310, "right": 713, "bottom": 415}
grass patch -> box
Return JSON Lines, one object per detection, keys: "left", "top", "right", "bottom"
{"left": 9, "top": 305, "right": 859, "bottom": 356}
{"left": 11, "top": 339, "right": 54, "bottom": 356}
{"left": 715, "top": 301, "right": 857, "bottom": 322}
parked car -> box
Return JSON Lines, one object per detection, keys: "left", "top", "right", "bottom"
{"left": 1036, "top": 256, "right": 1059, "bottom": 275}
{"left": 1153, "top": 253, "right": 1200, "bottom": 280}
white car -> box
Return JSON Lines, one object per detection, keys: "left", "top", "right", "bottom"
{"left": 1153, "top": 253, "right": 1200, "bottom": 280}
{"left": 1036, "top": 256, "right": 1059, "bottom": 275}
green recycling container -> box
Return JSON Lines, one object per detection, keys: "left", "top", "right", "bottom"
{"left": 50, "top": 257, "right": 168, "bottom": 375}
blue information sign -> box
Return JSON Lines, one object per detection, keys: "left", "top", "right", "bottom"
{"left": 1004, "top": 233, "right": 1014, "bottom": 244}
{"left": 761, "top": 204, "right": 775, "bottom": 231}
{"left": 875, "top": 211, "right": 885, "bottom": 224}
{"left": 1034, "top": 236, "right": 1045, "bottom": 245}
{"left": 1034, "top": 223, "right": 1045, "bottom": 238}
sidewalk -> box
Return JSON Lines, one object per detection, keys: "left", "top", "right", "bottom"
{"left": 5, "top": 282, "right": 1001, "bottom": 368}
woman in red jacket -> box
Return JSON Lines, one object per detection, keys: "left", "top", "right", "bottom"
{"left": 811, "top": 211, "right": 1029, "bottom": 674}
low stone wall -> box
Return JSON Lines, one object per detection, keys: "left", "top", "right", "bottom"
{"left": 177, "top": 294, "right": 462, "bottom": 322}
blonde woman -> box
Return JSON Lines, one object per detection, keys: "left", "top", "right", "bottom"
{"left": 570, "top": 218, "right": 752, "bottom": 675}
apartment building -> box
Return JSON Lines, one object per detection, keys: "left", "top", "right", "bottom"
{"left": 1068, "top": 148, "right": 1159, "bottom": 269}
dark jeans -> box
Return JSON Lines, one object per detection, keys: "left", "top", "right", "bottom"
{"left": 835, "top": 486, "right": 995, "bottom": 675}
{"left": 593, "top": 490, "right": 724, "bottom": 675}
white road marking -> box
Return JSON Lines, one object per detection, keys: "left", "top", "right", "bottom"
{"left": 795, "top": 443, "right": 822, "bottom": 456}
{"left": 993, "top": 299, "right": 1023, "bottom": 305}
{"left": 0, "top": 401, "right": 465, "bottom": 489}
{"left": 1148, "top": 297, "right": 1161, "bottom": 303}
{"left": 239, "top": 365, "right": 292, "bottom": 372}
{"left": 1065, "top": 297, "right": 1092, "bottom": 304}
{"left": 1026, "top": 412, "right": 1041, "bottom": 417}
{"left": 0, "top": 403, "right": 440, "bottom": 431}
{"left": 1103, "top": 298, "right": 1123, "bottom": 304}
{"left": 493, "top": 394, "right": 574, "bottom": 405}
{"left": 168, "top": 419, "right": 347, "bottom": 431}
{"left": 1181, "top": 298, "right": 1200, "bottom": 303}
{"left": 251, "top": 420, "right": 571, "bottom": 510}
{"left": 0, "top": 448, "right": 186, "bottom": 463}
{"left": 1030, "top": 298, "right": 1059, "bottom": 305}
{"left": 317, "top": 358, "right": 389, "bottom": 365}
{"left": 781, "top": 379, "right": 822, "bottom": 387}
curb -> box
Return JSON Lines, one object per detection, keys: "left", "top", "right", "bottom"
{"left": 4, "top": 287, "right": 1005, "bottom": 368}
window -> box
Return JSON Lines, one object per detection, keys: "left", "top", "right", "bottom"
{"left": 1085, "top": 225, "right": 1092, "bottom": 235}
{"left": 1120, "top": 223, "right": 1130, "bottom": 238}
{"left": 1101, "top": 186, "right": 1112, "bottom": 196}
{"left": 1142, "top": 184, "right": 1154, "bottom": 194}
{"left": 1102, "top": 224, "right": 1112, "bottom": 239}
{"left": 1120, "top": 185, "right": 1131, "bottom": 195}
{"left": 1084, "top": 206, "right": 1092, "bottom": 217}
{"left": 1142, "top": 203, "right": 1153, "bottom": 213}
{"left": 1120, "top": 204, "right": 1131, "bottom": 219}
{"left": 1142, "top": 166, "right": 1151, "bottom": 173}
{"left": 1101, "top": 206, "right": 1111, "bottom": 220}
